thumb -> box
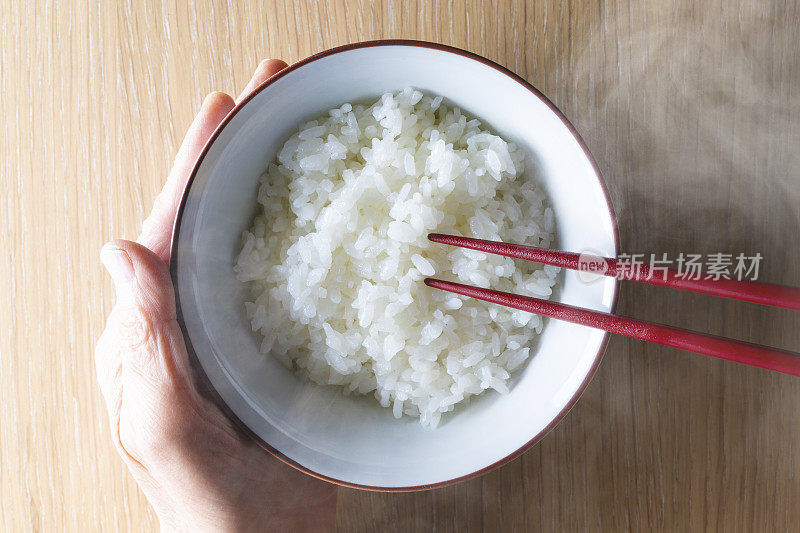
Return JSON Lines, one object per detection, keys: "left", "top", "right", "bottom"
{"left": 97, "top": 240, "right": 200, "bottom": 470}
{"left": 100, "top": 239, "right": 176, "bottom": 323}
{"left": 98, "top": 239, "right": 188, "bottom": 390}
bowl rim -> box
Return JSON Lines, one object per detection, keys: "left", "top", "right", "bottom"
{"left": 169, "top": 39, "right": 620, "bottom": 492}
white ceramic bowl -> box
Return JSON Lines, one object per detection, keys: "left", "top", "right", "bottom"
{"left": 171, "top": 41, "right": 618, "bottom": 490}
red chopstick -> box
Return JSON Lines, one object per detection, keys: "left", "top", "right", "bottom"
{"left": 425, "top": 234, "right": 800, "bottom": 377}
{"left": 428, "top": 233, "right": 800, "bottom": 311}
{"left": 424, "top": 278, "right": 800, "bottom": 377}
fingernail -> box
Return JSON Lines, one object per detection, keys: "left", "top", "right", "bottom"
{"left": 257, "top": 58, "right": 272, "bottom": 70}
{"left": 101, "top": 246, "right": 135, "bottom": 284}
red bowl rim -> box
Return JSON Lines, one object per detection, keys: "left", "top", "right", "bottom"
{"left": 169, "top": 39, "right": 620, "bottom": 492}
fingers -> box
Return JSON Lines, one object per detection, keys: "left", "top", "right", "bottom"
{"left": 236, "top": 59, "right": 288, "bottom": 103}
{"left": 138, "top": 92, "right": 236, "bottom": 262}
{"left": 138, "top": 58, "right": 287, "bottom": 264}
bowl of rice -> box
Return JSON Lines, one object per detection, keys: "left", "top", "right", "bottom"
{"left": 170, "top": 40, "right": 618, "bottom": 490}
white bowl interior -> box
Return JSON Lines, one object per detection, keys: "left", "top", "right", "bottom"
{"left": 173, "top": 44, "right": 618, "bottom": 488}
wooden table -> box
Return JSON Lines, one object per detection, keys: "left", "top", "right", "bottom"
{"left": 3, "top": 1, "right": 799, "bottom": 530}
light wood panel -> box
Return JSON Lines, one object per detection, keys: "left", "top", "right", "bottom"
{"left": 2, "top": 1, "right": 799, "bottom": 531}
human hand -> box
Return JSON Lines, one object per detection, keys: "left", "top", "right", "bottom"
{"left": 96, "top": 59, "right": 337, "bottom": 532}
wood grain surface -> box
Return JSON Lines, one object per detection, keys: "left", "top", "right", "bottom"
{"left": 2, "top": 1, "right": 799, "bottom": 531}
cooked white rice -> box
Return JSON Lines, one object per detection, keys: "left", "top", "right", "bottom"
{"left": 235, "top": 88, "right": 558, "bottom": 428}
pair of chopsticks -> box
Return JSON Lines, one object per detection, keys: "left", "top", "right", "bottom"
{"left": 424, "top": 233, "right": 800, "bottom": 377}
